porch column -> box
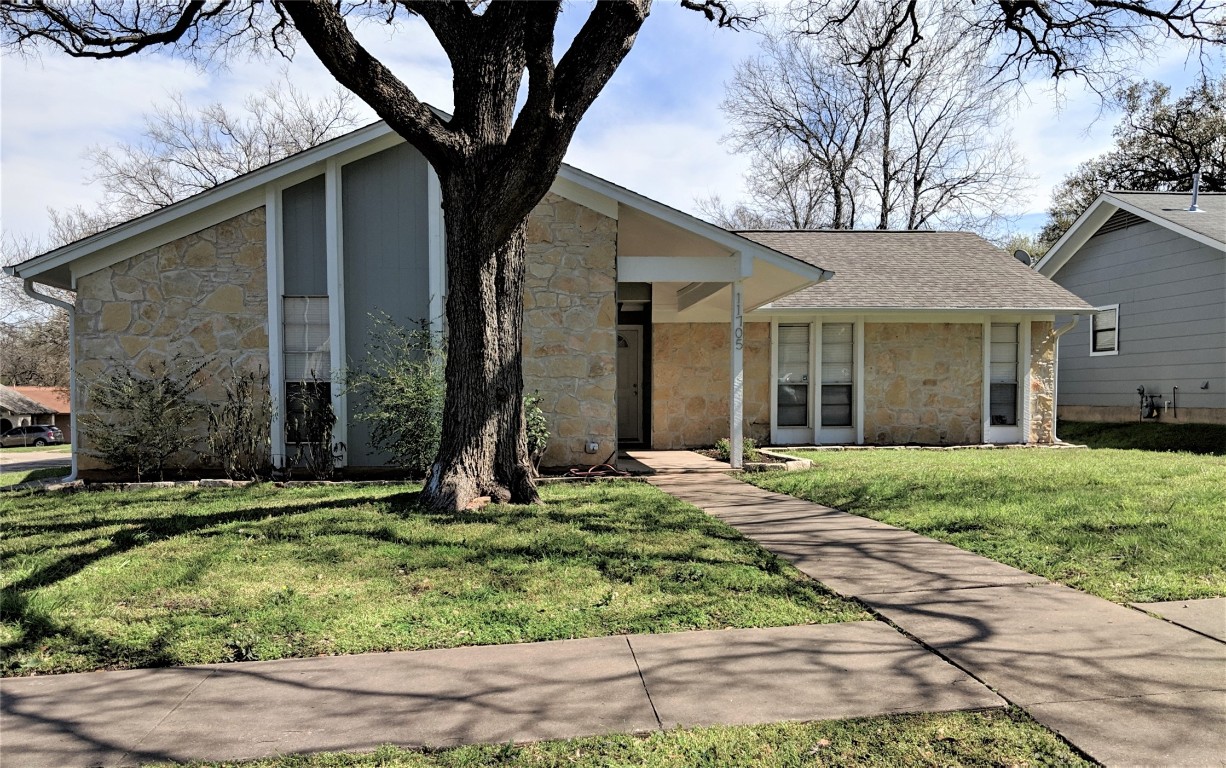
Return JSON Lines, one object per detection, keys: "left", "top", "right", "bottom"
{"left": 730, "top": 280, "right": 744, "bottom": 469}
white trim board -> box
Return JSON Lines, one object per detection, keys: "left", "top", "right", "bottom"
{"left": 1037, "top": 192, "right": 1226, "bottom": 278}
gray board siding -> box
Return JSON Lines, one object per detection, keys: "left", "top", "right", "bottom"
{"left": 282, "top": 175, "right": 327, "bottom": 296}
{"left": 341, "top": 142, "right": 433, "bottom": 467}
{"left": 1054, "top": 219, "right": 1225, "bottom": 410}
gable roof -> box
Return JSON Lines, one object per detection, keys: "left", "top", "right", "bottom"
{"left": 739, "top": 230, "right": 1094, "bottom": 313}
{"left": 6, "top": 120, "right": 828, "bottom": 293}
{"left": 1036, "top": 191, "right": 1226, "bottom": 277}
{"left": 10, "top": 386, "right": 70, "bottom": 414}
{"left": 0, "top": 385, "right": 55, "bottom": 416}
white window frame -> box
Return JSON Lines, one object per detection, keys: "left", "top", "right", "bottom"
{"left": 1090, "top": 304, "right": 1119, "bottom": 357}
{"left": 982, "top": 318, "right": 1029, "bottom": 445}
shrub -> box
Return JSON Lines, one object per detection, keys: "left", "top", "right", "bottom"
{"left": 524, "top": 393, "right": 550, "bottom": 470}
{"left": 80, "top": 358, "right": 205, "bottom": 481}
{"left": 346, "top": 313, "right": 445, "bottom": 478}
{"left": 714, "top": 437, "right": 760, "bottom": 463}
{"left": 205, "top": 365, "right": 273, "bottom": 480}
{"left": 286, "top": 369, "right": 343, "bottom": 480}
{"left": 347, "top": 314, "right": 551, "bottom": 478}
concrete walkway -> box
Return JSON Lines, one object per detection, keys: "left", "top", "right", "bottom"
{"left": 0, "top": 624, "right": 1001, "bottom": 767}
{"left": 647, "top": 472, "right": 1226, "bottom": 768}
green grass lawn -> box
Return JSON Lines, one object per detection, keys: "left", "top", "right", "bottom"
{"left": 0, "top": 466, "right": 70, "bottom": 488}
{"left": 750, "top": 448, "right": 1226, "bottom": 603}
{"left": 154, "top": 709, "right": 1087, "bottom": 768}
{"left": 0, "top": 481, "right": 868, "bottom": 676}
{"left": 1059, "top": 420, "right": 1226, "bottom": 455}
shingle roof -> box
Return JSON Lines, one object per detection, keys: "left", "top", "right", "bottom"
{"left": 1105, "top": 191, "right": 1226, "bottom": 246}
{"left": 10, "top": 386, "right": 70, "bottom": 414}
{"left": 737, "top": 230, "right": 1094, "bottom": 312}
{"left": 0, "top": 385, "right": 55, "bottom": 416}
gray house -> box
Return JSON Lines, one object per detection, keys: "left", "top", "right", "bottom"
{"left": 1035, "top": 191, "right": 1226, "bottom": 425}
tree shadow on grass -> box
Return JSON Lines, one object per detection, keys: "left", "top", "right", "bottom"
{"left": 1, "top": 489, "right": 422, "bottom": 674}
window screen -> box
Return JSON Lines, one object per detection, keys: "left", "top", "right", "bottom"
{"left": 989, "top": 323, "right": 1018, "bottom": 426}
{"left": 1092, "top": 306, "right": 1118, "bottom": 353}
{"left": 821, "top": 323, "right": 853, "bottom": 427}
{"left": 777, "top": 324, "right": 810, "bottom": 427}
{"left": 284, "top": 296, "right": 331, "bottom": 444}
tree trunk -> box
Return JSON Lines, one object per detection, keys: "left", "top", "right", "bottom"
{"left": 421, "top": 169, "right": 539, "bottom": 511}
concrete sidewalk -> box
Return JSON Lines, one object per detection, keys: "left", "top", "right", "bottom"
{"left": 0, "top": 623, "right": 1002, "bottom": 767}
{"left": 648, "top": 472, "right": 1226, "bottom": 768}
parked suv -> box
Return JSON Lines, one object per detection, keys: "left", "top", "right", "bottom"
{"left": 0, "top": 425, "right": 64, "bottom": 447}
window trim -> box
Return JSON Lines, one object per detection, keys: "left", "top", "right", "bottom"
{"left": 1090, "top": 304, "right": 1119, "bottom": 357}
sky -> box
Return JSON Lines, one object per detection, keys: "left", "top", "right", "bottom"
{"left": 0, "top": 2, "right": 1218, "bottom": 255}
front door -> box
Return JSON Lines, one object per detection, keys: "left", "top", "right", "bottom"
{"left": 617, "top": 326, "right": 643, "bottom": 442}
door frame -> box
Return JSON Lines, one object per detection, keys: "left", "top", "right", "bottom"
{"left": 617, "top": 324, "right": 647, "bottom": 444}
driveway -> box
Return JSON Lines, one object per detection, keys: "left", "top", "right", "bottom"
{"left": 0, "top": 448, "right": 72, "bottom": 476}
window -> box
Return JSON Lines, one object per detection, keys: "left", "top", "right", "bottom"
{"left": 777, "top": 324, "right": 810, "bottom": 427}
{"left": 989, "top": 323, "right": 1018, "bottom": 426}
{"left": 820, "top": 323, "right": 854, "bottom": 427}
{"left": 283, "top": 296, "right": 331, "bottom": 444}
{"left": 1091, "top": 305, "right": 1119, "bottom": 355}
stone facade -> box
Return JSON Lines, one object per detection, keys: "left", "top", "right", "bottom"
{"left": 522, "top": 194, "right": 618, "bottom": 468}
{"left": 1028, "top": 320, "right": 1057, "bottom": 444}
{"left": 74, "top": 209, "right": 269, "bottom": 472}
{"left": 651, "top": 322, "right": 771, "bottom": 449}
{"left": 863, "top": 323, "right": 983, "bottom": 445}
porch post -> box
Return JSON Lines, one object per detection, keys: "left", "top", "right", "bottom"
{"left": 730, "top": 280, "right": 744, "bottom": 469}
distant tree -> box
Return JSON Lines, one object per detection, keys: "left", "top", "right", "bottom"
{"left": 1040, "top": 77, "right": 1226, "bottom": 244}
{"left": 714, "top": 6, "right": 1028, "bottom": 234}
{"left": 0, "top": 314, "right": 69, "bottom": 388}
{"left": 49, "top": 78, "right": 362, "bottom": 243}
{"left": 1000, "top": 232, "right": 1049, "bottom": 266}
{"left": 4, "top": 0, "right": 1221, "bottom": 509}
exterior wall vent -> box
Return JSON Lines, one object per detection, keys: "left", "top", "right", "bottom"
{"left": 1091, "top": 209, "right": 1146, "bottom": 238}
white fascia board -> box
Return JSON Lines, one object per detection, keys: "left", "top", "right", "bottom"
{"left": 1035, "top": 197, "right": 1115, "bottom": 277}
{"left": 549, "top": 175, "right": 618, "bottom": 220}
{"left": 558, "top": 164, "right": 830, "bottom": 284}
{"left": 13, "top": 121, "right": 397, "bottom": 283}
{"left": 1105, "top": 194, "right": 1226, "bottom": 251}
{"left": 749, "top": 307, "right": 1080, "bottom": 321}
{"left": 1037, "top": 192, "right": 1226, "bottom": 277}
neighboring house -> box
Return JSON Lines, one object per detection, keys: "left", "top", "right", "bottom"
{"left": 10, "top": 386, "right": 72, "bottom": 439}
{"left": 1036, "top": 191, "right": 1226, "bottom": 425}
{"left": 0, "top": 385, "right": 55, "bottom": 433}
{"left": 5, "top": 121, "right": 1090, "bottom": 479}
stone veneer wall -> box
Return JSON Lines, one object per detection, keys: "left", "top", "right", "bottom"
{"left": 522, "top": 193, "right": 618, "bottom": 468}
{"left": 74, "top": 209, "right": 269, "bottom": 472}
{"left": 863, "top": 323, "right": 982, "bottom": 445}
{"left": 1028, "top": 320, "right": 1056, "bottom": 444}
{"left": 651, "top": 322, "right": 771, "bottom": 449}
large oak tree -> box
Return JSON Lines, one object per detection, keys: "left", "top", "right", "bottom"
{"left": 3, "top": 0, "right": 1222, "bottom": 510}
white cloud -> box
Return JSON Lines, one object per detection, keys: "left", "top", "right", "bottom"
{"left": 1, "top": 10, "right": 1219, "bottom": 248}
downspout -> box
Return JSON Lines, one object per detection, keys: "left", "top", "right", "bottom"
{"left": 22, "top": 279, "right": 78, "bottom": 482}
{"left": 1049, "top": 315, "right": 1080, "bottom": 444}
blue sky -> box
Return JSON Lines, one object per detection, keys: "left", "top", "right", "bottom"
{"left": 1, "top": 3, "right": 1217, "bottom": 251}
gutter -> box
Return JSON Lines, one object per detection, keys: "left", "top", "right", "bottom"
{"left": 22, "top": 279, "right": 78, "bottom": 483}
{"left": 1049, "top": 315, "right": 1080, "bottom": 445}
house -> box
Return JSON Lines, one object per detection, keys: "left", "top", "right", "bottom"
{"left": 1035, "top": 191, "right": 1226, "bottom": 425}
{"left": 5, "top": 121, "right": 1091, "bottom": 480}
{"left": 9, "top": 386, "right": 71, "bottom": 438}
{"left": 0, "top": 385, "right": 56, "bottom": 434}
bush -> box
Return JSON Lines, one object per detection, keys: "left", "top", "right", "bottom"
{"left": 524, "top": 393, "right": 550, "bottom": 470}
{"left": 347, "top": 314, "right": 552, "bottom": 478}
{"left": 286, "top": 370, "right": 343, "bottom": 480}
{"left": 714, "top": 437, "right": 760, "bottom": 463}
{"left": 346, "top": 313, "right": 445, "bottom": 478}
{"left": 80, "top": 358, "right": 204, "bottom": 481}
{"left": 205, "top": 365, "right": 273, "bottom": 480}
